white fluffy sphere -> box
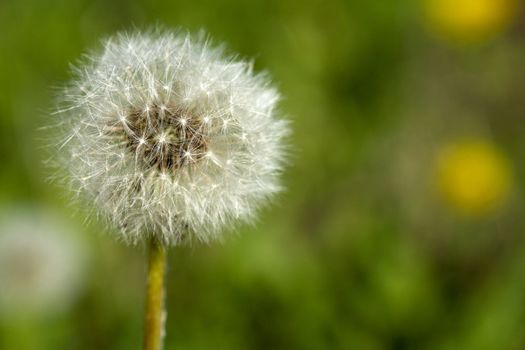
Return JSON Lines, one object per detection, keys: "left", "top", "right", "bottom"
{"left": 55, "top": 30, "right": 288, "bottom": 245}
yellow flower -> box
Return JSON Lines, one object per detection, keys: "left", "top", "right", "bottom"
{"left": 424, "top": 0, "right": 518, "bottom": 44}
{"left": 436, "top": 139, "right": 513, "bottom": 216}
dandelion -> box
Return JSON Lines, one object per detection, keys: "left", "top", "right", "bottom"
{"left": 424, "top": 0, "right": 518, "bottom": 44}
{"left": 435, "top": 138, "right": 513, "bottom": 216}
{"left": 53, "top": 30, "right": 288, "bottom": 350}
{"left": 0, "top": 207, "right": 85, "bottom": 317}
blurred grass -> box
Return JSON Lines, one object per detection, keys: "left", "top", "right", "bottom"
{"left": 2, "top": 0, "right": 525, "bottom": 349}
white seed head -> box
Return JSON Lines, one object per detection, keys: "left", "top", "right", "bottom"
{"left": 0, "top": 207, "right": 86, "bottom": 316}
{"left": 54, "top": 30, "right": 289, "bottom": 246}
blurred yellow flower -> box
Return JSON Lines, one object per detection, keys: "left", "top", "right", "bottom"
{"left": 435, "top": 139, "right": 513, "bottom": 216}
{"left": 424, "top": 0, "right": 518, "bottom": 44}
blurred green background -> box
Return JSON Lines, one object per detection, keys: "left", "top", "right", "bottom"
{"left": 2, "top": 0, "right": 525, "bottom": 349}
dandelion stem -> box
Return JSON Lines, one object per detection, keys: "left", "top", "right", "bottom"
{"left": 143, "top": 238, "right": 167, "bottom": 350}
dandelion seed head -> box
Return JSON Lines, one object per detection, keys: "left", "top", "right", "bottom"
{"left": 0, "top": 207, "right": 86, "bottom": 316}
{"left": 54, "top": 30, "right": 289, "bottom": 246}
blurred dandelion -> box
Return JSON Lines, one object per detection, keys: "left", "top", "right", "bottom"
{"left": 435, "top": 138, "right": 513, "bottom": 216}
{"left": 0, "top": 207, "right": 86, "bottom": 317}
{"left": 424, "top": 0, "right": 518, "bottom": 44}
{"left": 52, "top": 29, "right": 288, "bottom": 350}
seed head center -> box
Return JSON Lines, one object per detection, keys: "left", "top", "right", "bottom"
{"left": 122, "top": 104, "right": 208, "bottom": 172}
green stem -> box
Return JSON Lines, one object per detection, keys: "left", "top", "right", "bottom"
{"left": 143, "top": 238, "right": 167, "bottom": 350}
